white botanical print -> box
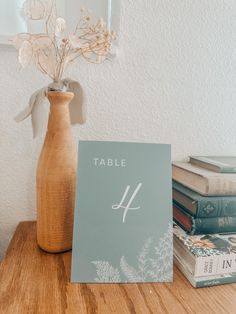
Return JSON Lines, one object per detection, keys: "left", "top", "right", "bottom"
{"left": 148, "top": 223, "right": 173, "bottom": 281}
{"left": 91, "top": 223, "right": 173, "bottom": 282}
{"left": 91, "top": 261, "right": 120, "bottom": 283}
{"left": 120, "top": 256, "right": 143, "bottom": 282}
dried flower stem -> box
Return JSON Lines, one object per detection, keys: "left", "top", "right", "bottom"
{"left": 15, "top": 1, "right": 116, "bottom": 80}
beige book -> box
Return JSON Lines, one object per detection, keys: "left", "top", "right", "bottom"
{"left": 172, "top": 162, "right": 236, "bottom": 196}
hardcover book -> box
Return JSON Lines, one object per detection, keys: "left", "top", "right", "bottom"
{"left": 173, "top": 181, "right": 236, "bottom": 218}
{"left": 173, "top": 203, "right": 236, "bottom": 234}
{"left": 173, "top": 222, "right": 236, "bottom": 277}
{"left": 190, "top": 156, "right": 236, "bottom": 173}
{"left": 71, "top": 141, "right": 173, "bottom": 283}
{"left": 174, "top": 254, "right": 236, "bottom": 288}
{"left": 172, "top": 162, "right": 236, "bottom": 196}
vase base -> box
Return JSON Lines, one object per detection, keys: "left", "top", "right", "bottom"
{"left": 37, "top": 242, "right": 72, "bottom": 254}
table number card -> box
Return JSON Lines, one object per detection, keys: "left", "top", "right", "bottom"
{"left": 71, "top": 141, "right": 173, "bottom": 283}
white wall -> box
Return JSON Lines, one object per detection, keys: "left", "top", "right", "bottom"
{"left": 1, "top": 0, "right": 236, "bottom": 259}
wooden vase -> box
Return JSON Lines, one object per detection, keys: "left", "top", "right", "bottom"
{"left": 36, "top": 91, "right": 77, "bottom": 253}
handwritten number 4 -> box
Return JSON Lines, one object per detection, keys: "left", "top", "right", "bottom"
{"left": 112, "top": 183, "right": 142, "bottom": 223}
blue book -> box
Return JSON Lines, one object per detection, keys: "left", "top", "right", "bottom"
{"left": 173, "top": 181, "right": 236, "bottom": 218}
{"left": 173, "top": 202, "right": 236, "bottom": 235}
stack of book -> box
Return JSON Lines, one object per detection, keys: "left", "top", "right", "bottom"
{"left": 172, "top": 156, "right": 236, "bottom": 288}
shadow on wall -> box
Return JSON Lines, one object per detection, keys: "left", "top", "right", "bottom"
{"left": 0, "top": 224, "right": 17, "bottom": 261}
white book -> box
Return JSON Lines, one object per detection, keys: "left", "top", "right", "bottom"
{"left": 174, "top": 254, "right": 236, "bottom": 288}
{"left": 173, "top": 223, "right": 236, "bottom": 278}
{"left": 172, "top": 161, "right": 236, "bottom": 196}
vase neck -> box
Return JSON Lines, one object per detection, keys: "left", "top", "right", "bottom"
{"left": 47, "top": 92, "right": 74, "bottom": 133}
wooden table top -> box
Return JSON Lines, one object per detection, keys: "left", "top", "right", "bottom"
{"left": 1, "top": 222, "right": 236, "bottom": 314}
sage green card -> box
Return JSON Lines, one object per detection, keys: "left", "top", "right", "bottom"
{"left": 71, "top": 141, "right": 172, "bottom": 283}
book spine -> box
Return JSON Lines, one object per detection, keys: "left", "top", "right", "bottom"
{"left": 192, "top": 216, "right": 236, "bottom": 234}
{"left": 195, "top": 274, "right": 236, "bottom": 288}
{"left": 174, "top": 238, "right": 236, "bottom": 277}
{"left": 197, "top": 198, "right": 236, "bottom": 218}
{"left": 173, "top": 189, "right": 236, "bottom": 218}
{"left": 195, "top": 254, "right": 236, "bottom": 277}
{"left": 207, "top": 176, "right": 236, "bottom": 196}
{"left": 221, "top": 166, "right": 236, "bottom": 173}
{"left": 189, "top": 158, "right": 220, "bottom": 173}
{"left": 190, "top": 157, "right": 236, "bottom": 173}
{"left": 174, "top": 252, "right": 236, "bottom": 288}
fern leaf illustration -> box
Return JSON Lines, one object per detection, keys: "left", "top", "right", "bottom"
{"left": 150, "top": 223, "right": 173, "bottom": 281}
{"left": 138, "top": 237, "right": 152, "bottom": 267}
{"left": 120, "top": 256, "right": 143, "bottom": 282}
{"left": 91, "top": 261, "right": 121, "bottom": 282}
{"left": 137, "top": 237, "right": 153, "bottom": 280}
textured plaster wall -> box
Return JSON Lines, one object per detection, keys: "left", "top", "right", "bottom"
{"left": 1, "top": 0, "right": 236, "bottom": 259}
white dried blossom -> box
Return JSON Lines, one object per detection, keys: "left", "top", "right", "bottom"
{"left": 19, "top": 41, "right": 33, "bottom": 68}
{"left": 55, "top": 17, "right": 66, "bottom": 37}
{"left": 69, "top": 34, "right": 82, "bottom": 49}
{"left": 98, "top": 17, "right": 106, "bottom": 28}
{"left": 31, "top": 35, "right": 51, "bottom": 51}
{"left": 22, "top": 0, "right": 46, "bottom": 20}
{"left": 13, "top": 33, "right": 32, "bottom": 49}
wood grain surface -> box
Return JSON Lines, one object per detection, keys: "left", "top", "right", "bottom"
{"left": 0, "top": 222, "right": 236, "bottom": 314}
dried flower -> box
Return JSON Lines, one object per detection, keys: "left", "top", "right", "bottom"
{"left": 14, "top": 1, "right": 115, "bottom": 81}
{"left": 19, "top": 41, "right": 33, "bottom": 68}
{"left": 13, "top": 33, "right": 31, "bottom": 49}
{"left": 55, "top": 17, "right": 66, "bottom": 37}
{"left": 69, "top": 34, "right": 82, "bottom": 49}
{"left": 23, "top": 0, "right": 46, "bottom": 20}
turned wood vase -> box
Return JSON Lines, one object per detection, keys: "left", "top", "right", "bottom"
{"left": 36, "top": 91, "right": 77, "bottom": 253}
